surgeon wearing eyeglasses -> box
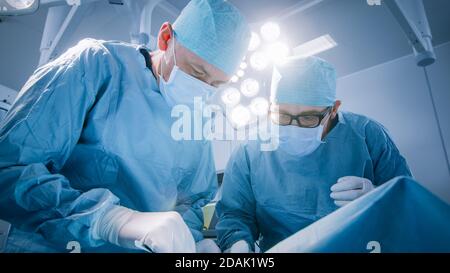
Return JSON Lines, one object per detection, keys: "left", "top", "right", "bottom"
{"left": 215, "top": 56, "right": 413, "bottom": 253}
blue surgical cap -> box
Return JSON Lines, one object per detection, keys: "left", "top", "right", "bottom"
{"left": 270, "top": 56, "right": 337, "bottom": 107}
{"left": 173, "top": 0, "right": 250, "bottom": 76}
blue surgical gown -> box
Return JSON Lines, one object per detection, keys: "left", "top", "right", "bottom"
{"left": 0, "top": 39, "right": 217, "bottom": 252}
{"left": 216, "top": 111, "right": 412, "bottom": 252}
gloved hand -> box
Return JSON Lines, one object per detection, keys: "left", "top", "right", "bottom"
{"left": 330, "top": 176, "right": 375, "bottom": 207}
{"left": 94, "top": 206, "right": 196, "bottom": 253}
{"left": 196, "top": 239, "right": 221, "bottom": 253}
{"left": 224, "top": 240, "right": 252, "bottom": 253}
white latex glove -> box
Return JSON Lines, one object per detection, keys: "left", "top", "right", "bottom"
{"left": 196, "top": 239, "right": 221, "bottom": 253}
{"left": 224, "top": 240, "right": 252, "bottom": 253}
{"left": 330, "top": 176, "right": 375, "bottom": 207}
{"left": 94, "top": 206, "right": 196, "bottom": 253}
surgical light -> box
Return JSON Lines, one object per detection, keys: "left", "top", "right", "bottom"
{"left": 240, "top": 62, "right": 248, "bottom": 70}
{"left": 1, "top": 0, "right": 39, "bottom": 15}
{"left": 221, "top": 87, "right": 241, "bottom": 106}
{"left": 260, "top": 22, "right": 280, "bottom": 42}
{"left": 266, "top": 42, "right": 290, "bottom": 64}
{"left": 230, "top": 75, "right": 239, "bottom": 83}
{"left": 248, "top": 32, "right": 261, "bottom": 51}
{"left": 237, "top": 70, "right": 245, "bottom": 78}
{"left": 249, "top": 97, "right": 269, "bottom": 116}
{"left": 240, "top": 78, "right": 260, "bottom": 97}
{"left": 231, "top": 105, "right": 251, "bottom": 127}
{"left": 250, "top": 51, "right": 269, "bottom": 71}
{"left": 6, "top": 0, "right": 34, "bottom": 9}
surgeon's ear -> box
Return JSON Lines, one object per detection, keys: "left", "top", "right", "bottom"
{"left": 331, "top": 100, "right": 341, "bottom": 118}
{"left": 157, "top": 22, "right": 173, "bottom": 51}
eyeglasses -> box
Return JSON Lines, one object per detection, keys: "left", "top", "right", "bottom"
{"left": 270, "top": 107, "right": 332, "bottom": 128}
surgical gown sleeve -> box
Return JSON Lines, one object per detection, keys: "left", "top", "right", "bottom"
{"left": 215, "top": 144, "right": 258, "bottom": 251}
{"left": 0, "top": 39, "right": 120, "bottom": 249}
{"left": 175, "top": 143, "right": 218, "bottom": 242}
{"left": 365, "top": 120, "right": 412, "bottom": 185}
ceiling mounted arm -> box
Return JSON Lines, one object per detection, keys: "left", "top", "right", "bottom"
{"left": 385, "top": 0, "right": 436, "bottom": 67}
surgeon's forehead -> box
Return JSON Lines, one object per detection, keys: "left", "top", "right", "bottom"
{"left": 273, "top": 103, "right": 328, "bottom": 115}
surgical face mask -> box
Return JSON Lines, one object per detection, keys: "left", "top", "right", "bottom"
{"left": 159, "top": 39, "right": 217, "bottom": 108}
{"left": 276, "top": 124, "right": 324, "bottom": 157}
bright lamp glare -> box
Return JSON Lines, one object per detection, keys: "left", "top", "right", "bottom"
{"left": 249, "top": 97, "right": 269, "bottom": 116}
{"left": 6, "top": 0, "right": 35, "bottom": 9}
{"left": 260, "top": 22, "right": 280, "bottom": 42}
{"left": 250, "top": 51, "right": 269, "bottom": 71}
{"left": 240, "top": 78, "right": 260, "bottom": 97}
{"left": 240, "top": 62, "right": 248, "bottom": 70}
{"left": 230, "top": 75, "right": 239, "bottom": 83}
{"left": 221, "top": 87, "right": 241, "bottom": 106}
{"left": 266, "top": 42, "right": 290, "bottom": 64}
{"left": 248, "top": 32, "right": 261, "bottom": 51}
{"left": 237, "top": 70, "right": 245, "bottom": 77}
{"left": 231, "top": 105, "right": 251, "bottom": 127}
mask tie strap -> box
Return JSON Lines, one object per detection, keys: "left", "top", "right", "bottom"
{"left": 172, "top": 33, "right": 177, "bottom": 67}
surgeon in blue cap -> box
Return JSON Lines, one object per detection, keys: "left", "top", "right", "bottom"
{"left": 0, "top": 0, "right": 250, "bottom": 253}
{"left": 215, "top": 56, "right": 412, "bottom": 253}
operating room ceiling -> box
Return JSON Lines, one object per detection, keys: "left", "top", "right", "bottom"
{"left": 166, "top": 0, "right": 450, "bottom": 78}
{"left": 1, "top": 0, "right": 449, "bottom": 91}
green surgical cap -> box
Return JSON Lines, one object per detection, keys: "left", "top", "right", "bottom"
{"left": 173, "top": 0, "right": 250, "bottom": 76}
{"left": 270, "top": 56, "right": 337, "bottom": 107}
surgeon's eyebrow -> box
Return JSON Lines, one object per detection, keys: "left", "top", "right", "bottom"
{"left": 191, "top": 63, "right": 209, "bottom": 77}
{"left": 190, "top": 63, "right": 228, "bottom": 87}
{"left": 299, "top": 110, "right": 325, "bottom": 115}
